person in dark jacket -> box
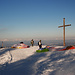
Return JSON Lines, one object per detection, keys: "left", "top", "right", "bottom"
{"left": 31, "top": 39, "right": 34, "bottom": 46}
{"left": 38, "top": 40, "right": 42, "bottom": 49}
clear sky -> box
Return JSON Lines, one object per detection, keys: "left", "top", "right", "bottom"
{"left": 0, "top": 0, "right": 75, "bottom": 41}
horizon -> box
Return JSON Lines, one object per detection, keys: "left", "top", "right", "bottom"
{"left": 0, "top": 39, "right": 75, "bottom": 47}
{"left": 0, "top": 0, "right": 75, "bottom": 41}
{"left": 0, "top": 38, "right": 75, "bottom": 42}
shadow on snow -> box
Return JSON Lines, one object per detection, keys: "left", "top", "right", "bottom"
{"left": 0, "top": 50, "right": 75, "bottom": 75}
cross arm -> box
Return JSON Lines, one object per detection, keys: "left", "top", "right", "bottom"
{"left": 58, "top": 24, "right": 71, "bottom": 28}
{"left": 58, "top": 26, "right": 63, "bottom": 28}
{"left": 65, "top": 24, "right": 71, "bottom": 27}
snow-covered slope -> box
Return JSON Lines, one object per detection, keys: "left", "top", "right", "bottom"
{"left": 0, "top": 46, "right": 75, "bottom": 75}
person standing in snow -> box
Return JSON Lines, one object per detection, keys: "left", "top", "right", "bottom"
{"left": 31, "top": 39, "right": 34, "bottom": 46}
{"left": 38, "top": 40, "right": 42, "bottom": 49}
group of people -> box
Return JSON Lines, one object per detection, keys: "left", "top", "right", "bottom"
{"left": 31, "top": 39, "right": 42, "bottom": 49}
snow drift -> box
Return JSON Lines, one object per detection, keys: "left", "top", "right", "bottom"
{"left": 0, "top": 45, "right": 75, "bottom": 75}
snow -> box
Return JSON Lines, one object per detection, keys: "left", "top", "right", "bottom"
{"left": 0, "top": 45, "right": 75, "bottom": 75}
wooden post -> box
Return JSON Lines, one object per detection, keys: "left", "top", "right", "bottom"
{"left": 2, "top": 41, "right": 3, "bottom": 48}
{"left": 63, "top": 18, "right": 65, "bottom": 46}
{"left": 58, "top": 18, "right": 71, "bottom": 46}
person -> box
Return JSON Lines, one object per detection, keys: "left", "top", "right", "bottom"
{"left": 38, "top": 40, "right": 42, "bottom": 49}
{"left": 31, "top": 39, "right": 34, "bottom": 46}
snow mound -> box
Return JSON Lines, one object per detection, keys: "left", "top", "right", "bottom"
{"left": 0, "top": 51, "right": 11, "bottom": 64}
{"left": 0, "top": 46, "right": 75, "bottom": 75}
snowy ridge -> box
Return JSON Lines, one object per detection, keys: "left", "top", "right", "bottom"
{"left": 0, "top": 46, "right": 75, "bottom": 75}
{"left": 0, "top": 51, "right": 11, "bottom": 64}
{"left": 0, "top": 48, "right": 12, "bottom": 70}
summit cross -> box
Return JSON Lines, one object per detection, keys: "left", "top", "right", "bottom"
{"left": 58, "top": 18, "right": 71, "bottom": 46}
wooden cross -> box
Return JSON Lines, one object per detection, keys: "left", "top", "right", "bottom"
{"left": 58, "top": 18, "right": 71, "bottom": 46}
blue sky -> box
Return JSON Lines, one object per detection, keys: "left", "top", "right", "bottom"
{"left": 0, "top": 0, "right": 75, "bottom": 41}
